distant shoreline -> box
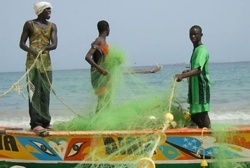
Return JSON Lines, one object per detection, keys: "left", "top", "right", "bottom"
{"left": 0, "top": 61, "right": 249, "bottom": 73}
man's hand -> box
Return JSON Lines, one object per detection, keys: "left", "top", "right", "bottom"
{"left": 99, "top": 67, "right": 109, "bottom": 75}
{"left": 31, "top": 49, "right": 39, "bottom": 57}
{"left": 175, "top": 74, "right": 183, "bottom": 82}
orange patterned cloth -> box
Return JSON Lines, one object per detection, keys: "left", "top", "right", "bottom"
{"left": 95, "top": 86, "right": 106, "bottom": 95}
{"left": 99, "top": 44, "right": 109, "bottom": 56}
{"left": 92, "top": 44, "right": 109, "bottom": 96}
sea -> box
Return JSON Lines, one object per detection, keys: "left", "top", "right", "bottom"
{"left": 0, "top": 61, "right": 250, "bottom": 128}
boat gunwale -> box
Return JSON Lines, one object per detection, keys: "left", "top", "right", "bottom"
{"left": 1, "top": 125, "right": 250, "bottom": 136}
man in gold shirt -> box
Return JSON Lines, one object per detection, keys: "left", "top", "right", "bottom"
{"left": 19, "top": 1, "right": 58, "bottom": 132}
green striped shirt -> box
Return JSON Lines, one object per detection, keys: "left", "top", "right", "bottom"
{"left": 188, "top": 45, "right": 211, "bottom": 114}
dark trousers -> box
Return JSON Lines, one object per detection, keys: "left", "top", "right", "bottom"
{"left": 27, "top": 69, "right": 52, "bottom": 129}
{"left": 191, "top": 112, "right": 211, "bottom": 128}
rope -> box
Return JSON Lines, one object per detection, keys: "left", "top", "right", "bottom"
{"left": 148, "top": 78, "right": 178, "bottom": 159}
{"left": 0, "top": 50, "right": 82, "bottom": 117}
{"left": 0, "top": 50, "right": 43, "bottom": 98}
{"left": 198, "top": 128, "right": 209, "bottom": 167}
{"left": 40, "top": 54, "right": 83, "bottom": 118}
{"left": 195, "top": 127, "right": 206, "bottom": 157}
{"left": 166, "top": 77, "right": 177, "bottom": 113}
{"left": 136, "top": 78, "right": 178, "bottom": 167}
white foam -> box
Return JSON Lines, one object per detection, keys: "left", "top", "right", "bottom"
{"left": 210, "top": 110, "right": 250, "bottom": 125}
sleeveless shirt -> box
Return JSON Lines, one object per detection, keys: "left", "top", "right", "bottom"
{"left": 26, "top": 21, "right": 52, "bottom": 72}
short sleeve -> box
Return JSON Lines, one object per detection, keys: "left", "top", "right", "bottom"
{"left": 192, "top": 46, "right": 208, "bottom": 71}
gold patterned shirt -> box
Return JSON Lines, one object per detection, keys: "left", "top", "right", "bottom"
{"left": 26, "top": 21, "right": 52, "bottom": 72}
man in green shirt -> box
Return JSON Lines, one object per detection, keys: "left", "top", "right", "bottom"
{"left": 175, "top": 25, "right": 211, "bottom": 128}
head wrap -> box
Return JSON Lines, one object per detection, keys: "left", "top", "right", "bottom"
{"left": 34, "top": 1, "right": 52, "bottom": 16}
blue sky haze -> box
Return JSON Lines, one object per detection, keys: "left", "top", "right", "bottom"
{"left": 1, "top": 0, "right": 249, "bottom": 72}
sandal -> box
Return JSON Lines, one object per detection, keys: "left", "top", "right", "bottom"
{"left": 32, "top": 126, "right": 46, "bottom": 133}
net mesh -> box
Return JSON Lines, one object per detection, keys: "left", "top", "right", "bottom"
{"left": 51, "top": 46, "right": 191, "bottom": 168}
{"left": 210, "top": 124, "right": 248, "bottom": 168}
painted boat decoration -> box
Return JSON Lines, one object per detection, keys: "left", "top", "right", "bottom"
{"left": 1, "top": 125, "right": 250, "bottom": 168}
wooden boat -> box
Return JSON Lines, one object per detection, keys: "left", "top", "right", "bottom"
{"left": 132, "top": 66, "right": 161, "bottom": 74}
{"left": 1, "top": 125, "right": 250, "bottom": 168}
{"left": 124, "top": 65, "right": 162, "bottom": 75}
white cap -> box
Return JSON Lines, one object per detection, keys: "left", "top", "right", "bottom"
{"left": 34, "top": 1, "right": 52, "bottom": 16}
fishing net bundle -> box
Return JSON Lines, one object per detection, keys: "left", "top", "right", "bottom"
{"left": 53, "top": 46, "right": 190, "bottom": 131}
{"left": 50, "top": 46, "right": 193, "bottom": 168}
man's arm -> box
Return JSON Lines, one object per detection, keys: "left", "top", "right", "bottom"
{"left": 85, "top": 45, "right": 108, "bottom": 75}
{"left": 19, "top": 21, "right": 38, "bottom": 56}
{"left": 85, "top": 39, "right": 108, "bottom": 75}
{"left": 175, "top": 68, "right": 200, "bottom": 82}
{"left": 43, "top": 23, "right": 57, "bottom": 51}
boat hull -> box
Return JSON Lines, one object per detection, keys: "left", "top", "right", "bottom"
{"left": 0, "top": 162, "right": 223, "bottom": 168}
{"left": 1, "top": 126, "right": 250, "bottom": 167}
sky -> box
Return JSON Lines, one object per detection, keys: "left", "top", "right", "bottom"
{"left": 1, "top": 0, "right": 249, "bottom": 72}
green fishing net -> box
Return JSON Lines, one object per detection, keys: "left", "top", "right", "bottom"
{"left": 50, "top": 46, "right": 188, "bottom": 168}
{"left": 210, "top": 124, "right": 248, "bottom": 168}
{"left": 53, "top": 46, "right": 188, "bottom": 131}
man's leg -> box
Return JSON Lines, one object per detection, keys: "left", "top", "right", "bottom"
{"left": 200, "top": 112, "right": 211, "bottom": 128}
{"left": 27, "top": 69, "right": 43, "bottom": 130}
{"left": 191, "top": 112, "right": 211, "bottom": 128}
{"left": 41, "top": 71, "right": 52, "bottom": 128}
